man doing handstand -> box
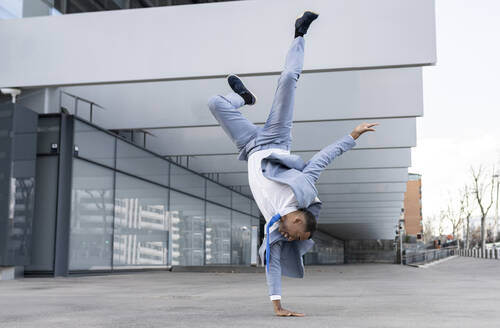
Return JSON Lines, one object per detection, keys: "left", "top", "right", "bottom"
{"left": 208, "top": 11, "right": 378, "bottom": 317}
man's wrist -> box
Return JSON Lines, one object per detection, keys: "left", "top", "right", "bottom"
{"left": 350, "top": 131, "right": 360, "bottom": 140}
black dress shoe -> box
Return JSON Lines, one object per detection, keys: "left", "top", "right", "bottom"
{"left": 227, "top": 75, "right": 257, "bottom": 106}
{"left": 295, "top": 11, "right": 319, "bottom": 38}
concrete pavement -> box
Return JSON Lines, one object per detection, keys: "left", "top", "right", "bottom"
{"left": 1, "top": 257, "right": 499, "bottom": 327}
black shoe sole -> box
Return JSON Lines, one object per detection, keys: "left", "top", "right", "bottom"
{"left": 295, "top": 11, "right": 319, "bottom": 36}
{"left": 227, "top": 74, "right": 257, "bottom": 106}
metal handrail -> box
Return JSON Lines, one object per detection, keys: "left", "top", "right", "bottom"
{"left": 59, "top": 90, "right": 105, "bottom": 123}
{"left": 403, "top": 247, "right": 457, "bottom": 265}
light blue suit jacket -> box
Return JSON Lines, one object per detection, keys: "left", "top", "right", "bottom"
{"left": 256, "top": 134, "right": 356, "bottom": 297}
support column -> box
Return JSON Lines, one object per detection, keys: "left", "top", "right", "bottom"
{"left": 53, "top": 114, "right": 74, "bottom": 277}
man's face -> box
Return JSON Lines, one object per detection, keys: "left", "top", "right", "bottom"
{"left": 278, "top": 211, "right": 311, "bottom": 241}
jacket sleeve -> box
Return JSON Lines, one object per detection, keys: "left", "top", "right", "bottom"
{"left": 302, "top": 134, "right": 356, "bottom": 183}
{"left": 266, "top": 241, "right": 282, "bottom": 300}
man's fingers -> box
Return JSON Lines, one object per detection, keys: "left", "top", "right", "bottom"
{"left": 276, "top": 311, "right": 305, "bottom": 317}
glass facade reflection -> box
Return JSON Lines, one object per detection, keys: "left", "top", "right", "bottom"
{"left": 114, "top": 173, "right": 168, "bottom": 268}
{"left": 231, "top": 212, "right": 252, "bottom": 265}
{"left": 170, "top": 164, "right": 205, "bottom": 198}
{"left": 74, "top": 120, "right": 115, "bottom": 167}
{"left": 116, "top": 140, "right": 169, "bottom": 186}
{"left": 169, "top": 191, "right": 204, "bottom": 266}
{"left": 27, "top": 115, "right": 346, "bottom": 275}
{"left": 231, "top": 192, "right": 251, "bottom": 214}
{"left": 65, "top": 118, "right": 260, "bottom": 272}
{"left": 69, "top": 159, "right": 114, "bottom": 270}
{"left": 206, "top": 180, "right": 231, "bottom": 207}
{"left": 205, "top": 203, "right": 231, "bottom": 265}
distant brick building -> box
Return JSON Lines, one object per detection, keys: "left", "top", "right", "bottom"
{"left": 404, "top": 173, "right": 423, "bottom": 237}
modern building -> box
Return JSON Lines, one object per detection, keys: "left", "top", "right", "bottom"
{"left": 0, "top": 0, "right": 436, "bottom": 278}
{"left": 404, "top": 173, "right": 423, "bottom": 238}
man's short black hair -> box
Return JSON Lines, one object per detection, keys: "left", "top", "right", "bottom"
{"left": 299, "top": 208, "right": 317, "bottom": 238}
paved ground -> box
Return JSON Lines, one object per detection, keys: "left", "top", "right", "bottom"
{"left": 1, "top": 257, "right": 499, "bottom": 328}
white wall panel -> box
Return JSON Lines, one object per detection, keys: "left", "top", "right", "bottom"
{"left": 321, "top": 201, "right": 404, "bottom": 209}
{"left": 235, "top": 183, "right": 408, "bottom": 196}
{"left": 0, "top": 0, "right": 436, "bottom": 88}
{"left": 316, "top": 182, "right": 408, "bottom": 194}
{"left": 320, "top": 207, "right": 401, "bottom": 215}
{"left": 0, "top": 0, "right": 434, "bottom": 243}
{"left": 216, "top": 168, "right": 407, "bottom": 186}
{"left": 61, "top": 67, "right": 423, "bottom": 129}
{"left": 189, "top": 148, "right": 411, "bottom": 174}
{"left": 318, "top": 217, "right": 400, "bottom": 224}
{"left": 315, "top": 168, "right": 408, "bottom": 184}
{"left": 319, "top": 193, "right": 404, "bottom": 202}
{"left": 145, "top": 118, "right": 416, "bottom": 156}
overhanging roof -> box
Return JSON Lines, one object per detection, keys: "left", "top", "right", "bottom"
{"left": 3, "top": 0, "right": 436, "bottom": 240}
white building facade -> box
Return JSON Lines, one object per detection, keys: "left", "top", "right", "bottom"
{"left": 0, "top": 0, "right": 436, "bottom": 275}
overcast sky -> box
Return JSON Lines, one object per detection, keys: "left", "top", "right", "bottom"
{"left": 409, "top": 0, "right": 500, "bottom": 231}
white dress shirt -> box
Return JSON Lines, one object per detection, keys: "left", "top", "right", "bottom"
{"left": 248, "top": 148, "right": 299, "bottom": 301}
{"left": 248, "top": 148, "right": 299, "bottom": 231}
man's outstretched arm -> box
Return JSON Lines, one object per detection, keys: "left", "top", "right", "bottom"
{"left": 302, "top": 122, "right": 379, "bottom": 182}
{"left": 267, "top": 241, "right": 305, "bottom": 317}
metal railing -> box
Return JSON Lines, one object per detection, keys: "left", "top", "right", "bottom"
{"left": 459, "top": 248, "right": 500, "bottom": 259}
{"left": 60, "top": 90, "right": 104, "bottom": 124}
{"left": 403, "top": 247, "right": 457, "bottom": 265}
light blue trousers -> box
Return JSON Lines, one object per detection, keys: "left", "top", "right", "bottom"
{"left": 208, "top": 37, "right": 305, "bottom": 161}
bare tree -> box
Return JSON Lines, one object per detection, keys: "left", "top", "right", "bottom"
{"left": 459, "top": 185, "right": 475, "bottom": 249}
{"left": 471, "top": 165, "right": 496, "bottom": 252}
{"left": 438, "top": 209, "right": 447, "bottom": 237}
{"left": 470, "top": 224, "right": 481, "bottom": 247}
{"left": 445, "top": 199, "right": 463, "bottom": 240}
{"left": 422, "top": 215, "right": 435, "bottom": 242}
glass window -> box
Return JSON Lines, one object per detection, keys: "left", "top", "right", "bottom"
{"left": 69, "top": 159, "right": 114, "bottom": 271}
{"left": 304, "top": 231, "right": 344, "bottom": 265}
{"left": 251, "top": 200, "right": 261, "bottom": 217}
{"left": 74, "top": 120, "right": 115, "bottom": 167}
{"left": 206, "top": 180, "right": 231, "bottom": 207}
{"left": 36, "top": 117, "right": 60, "bottom": 154}
{"left": 232, "top": 192, "right": 251, "bottom": 214}
{"left": 113, "top": 173, "right": 168, "bottom": 268}
{"left": 251, "top": 218, "right": 261, "bottom": 266}
{"left": 170, "top": 164, "right": 205, "bottom": 198}
{"left": 75, "top": 101, "right": 91, "bottom": 122}
{"left": 116, "top": 139, "right": 168, "bottom": 186}
{"left": 231, "top": 212, "right": 252, "bottom": 265}
{"left": 169, "top": 191, "right": 204, "bottom": 266}
{"left": 205, "top": 203, "right": 231, "bottom": 265}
